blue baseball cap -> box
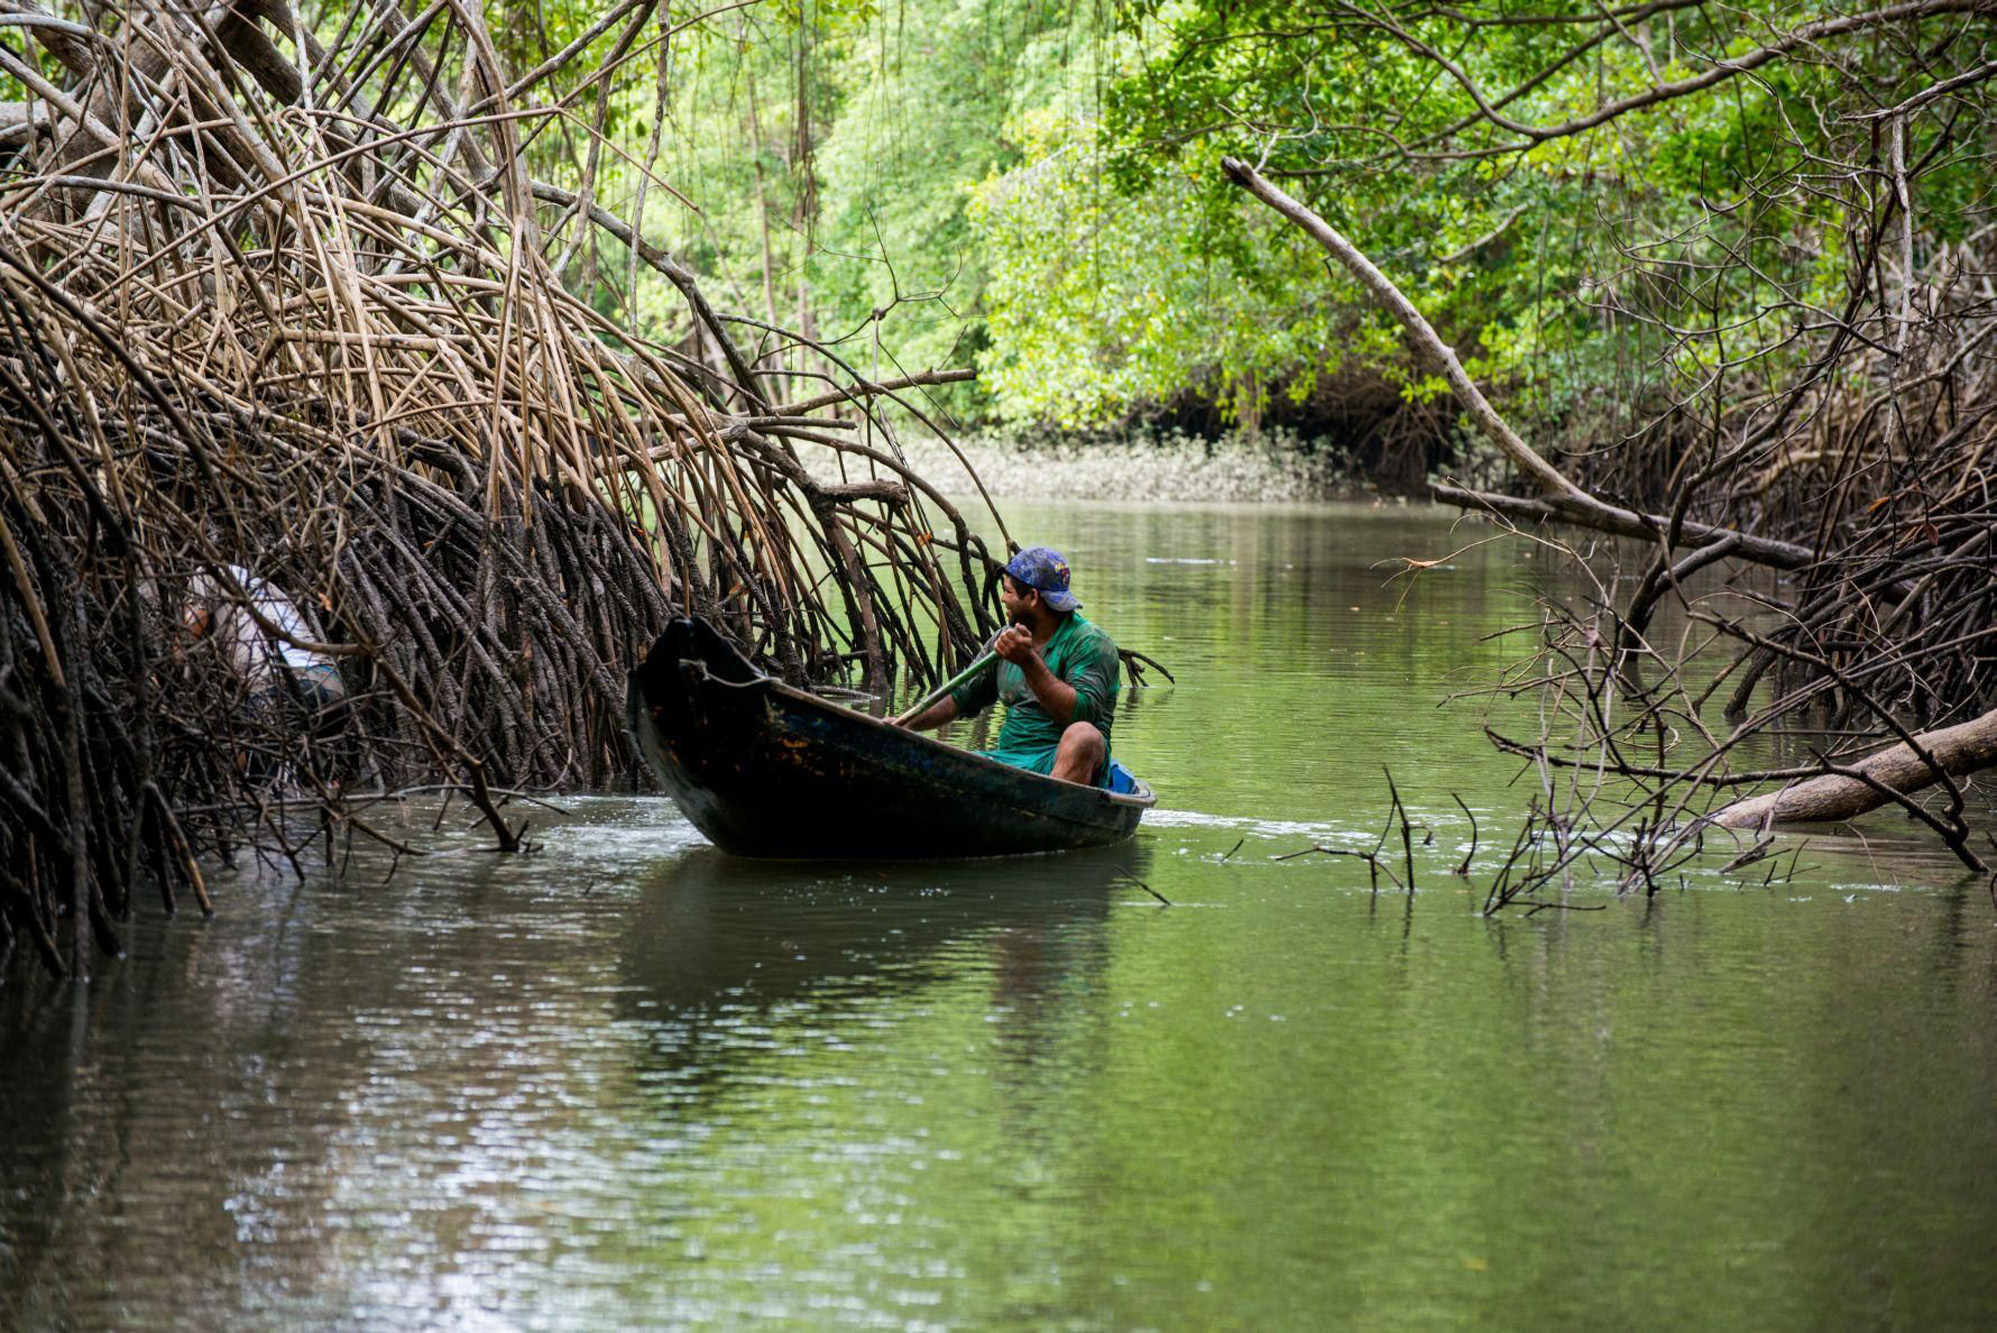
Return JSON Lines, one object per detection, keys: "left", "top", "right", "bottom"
{"left": 1005, "top": 546, "right": 1079, "bottom": 612}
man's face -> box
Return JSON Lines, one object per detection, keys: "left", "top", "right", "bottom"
{"left": 1001, "top": 574, "right": 1037, "bottom": 623}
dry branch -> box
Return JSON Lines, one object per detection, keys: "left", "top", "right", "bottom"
{"left": 1221, "top": 158, "right": 1820, "bottom": 574}
{"left": 1222, "top": 156, "right": 1584, "bottom": 501}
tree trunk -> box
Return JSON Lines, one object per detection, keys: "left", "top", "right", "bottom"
{"left": 1710, "top": 706, "right": 1997, "bottom": 828}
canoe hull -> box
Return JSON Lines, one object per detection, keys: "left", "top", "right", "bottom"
{"left": 627, "top": 617, "right": 1154, "bottom": 859}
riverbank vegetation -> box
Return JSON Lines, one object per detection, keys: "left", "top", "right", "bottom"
{"left": 1180, "top": 2, "right": 1997, "bottom": 896}
{"left": 0, "top": 0, "right": 1013, "bottom": 979}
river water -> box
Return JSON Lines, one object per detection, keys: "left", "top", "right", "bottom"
{"left": 4, "top": 502, "right": 1995, "bottom": 1329}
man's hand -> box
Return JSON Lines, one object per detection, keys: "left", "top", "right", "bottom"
{"left": 998, "top": 624, "right": 1079, "bottom": 724}
{"left": 993, "top": 624, "right": 1037, "bottom": 666}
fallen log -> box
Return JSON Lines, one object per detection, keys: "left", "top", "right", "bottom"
{"left": 1710, "top": 706, "right": 1997, "bottom": 828}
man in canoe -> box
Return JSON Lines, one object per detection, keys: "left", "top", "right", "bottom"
{"left": 895, "top": 546, "right": 1120, "bottom": 787}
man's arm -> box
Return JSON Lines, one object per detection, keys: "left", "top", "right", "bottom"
{"left": 895, "top": 696, "right": 960, "bottom": 731}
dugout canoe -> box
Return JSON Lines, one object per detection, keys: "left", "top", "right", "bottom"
{"left": 626, "top": 616, "right": 1155, "bottom": 858}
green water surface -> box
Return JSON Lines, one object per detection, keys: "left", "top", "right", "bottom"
{"left": 3, "top": 503, "right": 1994, "bottom": 1330}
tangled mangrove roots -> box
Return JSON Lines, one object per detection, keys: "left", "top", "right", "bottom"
{"left": 0, "top": 0, "right": 1011, "bottom": 978}
{"left": 1446, "top": 252, "right": 1997, "bottom": 894}
{"left": 1226, "top": 9, "right": 1997, "bottom": 897}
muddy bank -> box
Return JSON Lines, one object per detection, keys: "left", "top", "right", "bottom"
{"left": 822, "top": 430, "right": 1372, "bottom": 503}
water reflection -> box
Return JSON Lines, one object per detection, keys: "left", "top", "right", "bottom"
{"left": 3, "top": 503, "right": 1996, "bottom": 1329}
{"left": 621, "top": 845, "right": 1134, "bottom": 1072}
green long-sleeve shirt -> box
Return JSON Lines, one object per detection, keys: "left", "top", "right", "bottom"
{"left": 949, "top": 613, "right": 1120, "bottom": 782}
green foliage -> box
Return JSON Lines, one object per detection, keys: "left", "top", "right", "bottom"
{"left": 968, "top": 0, "right": 1995, "bottom": 444}
{"left": 30, "top": 0, "right": 1966, "bottom": 444}
{"left": 970, "top": 89, "right": 1362, "bottom": 428}
{"left": 574, "top": 0, "right": 1082, "bottom": 412}
{"left": 807, "top": 0, "right": 1076, "bottom": 377}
